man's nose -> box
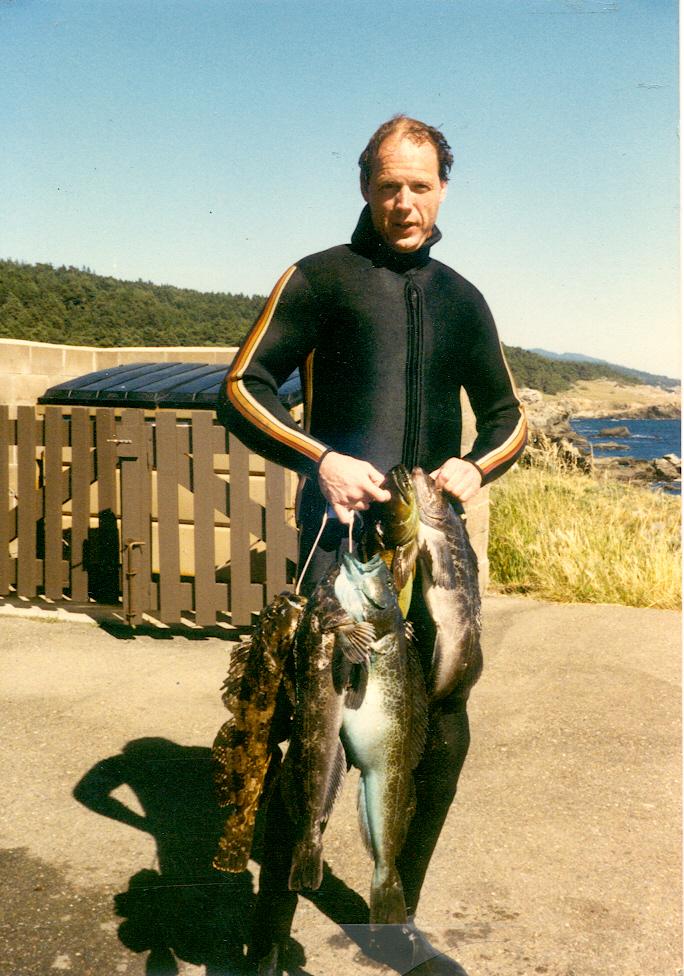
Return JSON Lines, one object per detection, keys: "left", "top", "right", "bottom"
{"left": 394, "top": 187, "right": 412, "bottom": 212}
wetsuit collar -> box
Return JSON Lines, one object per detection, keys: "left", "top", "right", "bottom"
{"left": 350, "top": 204, "right": 441, "bottom": 272}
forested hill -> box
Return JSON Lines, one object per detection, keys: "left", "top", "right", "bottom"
{"left": 1, "top": 259, "right": 639, "bottom": 394}
{"left": 502, "top": 345, "right": 639, "bottom": 395}
{"left": 0, "top": 259, "right": 263, "bottom": 348}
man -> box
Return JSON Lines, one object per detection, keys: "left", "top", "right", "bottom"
{"left": 218, "top": 116, "right": 526, "bottom": 975}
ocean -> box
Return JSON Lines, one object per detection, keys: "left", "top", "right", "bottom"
{"left": 568, "top": 416, "right": 681, "bottom": 494}
{"left": 568, "top": 416, "right": 681, "bottom": 462}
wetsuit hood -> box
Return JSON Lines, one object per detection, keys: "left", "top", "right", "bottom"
{"left": 350, "top": 205, "right": 442, "bottom": 273}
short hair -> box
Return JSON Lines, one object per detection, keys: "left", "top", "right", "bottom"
{"left": 358, "top": 115, "right": 454, "bottom": 191}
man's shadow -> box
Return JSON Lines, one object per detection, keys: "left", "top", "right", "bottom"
{"left": 74, "top": 737, "right": 255, "bottom": 975}
{"left": 73, "top": 737, "right": 372, "bottom": 976}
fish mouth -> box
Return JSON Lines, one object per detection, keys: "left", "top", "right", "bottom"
{"left": 382, "top": 464, "right": 413, "bottom": 505}
{"left": 340, "top": 552, "right": 384, "bottom": 575}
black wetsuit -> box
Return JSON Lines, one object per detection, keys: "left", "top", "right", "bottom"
{"left": 216, "top": 207, "right": 527, "bottom": 960}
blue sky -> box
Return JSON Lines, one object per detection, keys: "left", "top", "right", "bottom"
{"left": 2, "top": 0, "right": 680, "bottom": 377}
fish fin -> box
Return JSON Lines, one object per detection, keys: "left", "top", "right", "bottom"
{"left": 370, "top": 866, "right": 407, "bottom": 925}
{"left": 322, "top": 739, "right": 347, "bottom": 822}
{"left": 418, "top": 534, "right": 456, "bottom": 590}
{"left": 335, "top": 621, "right": 375, "bottom": 663}
{"left": 391, "top": 539, "right": 419, "bottom": 591}
{"left": 344, "top": 662, "right": 368, "bottom": 710}
{"left": 356, "top": 776, "right": 374, "bottom": 857}
{"left": 289, "top": 833, "right": 324, "bottom": 891}
{"left": 220, "top": 639, "right": 252, "bottom": 707}
{"left": 332, "top": 645, "right": 353, "bottom": 695}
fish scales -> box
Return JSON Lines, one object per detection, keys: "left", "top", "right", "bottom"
{"left": 411, "top": 467, "right": 483, "bottom": 701}
{"left": 339, "top": 553, "right": 428, "bottom": 926}
{"left": 212, "top": 591, "right": 306, "bottom": 873}
{"left": 281, "top": 567, "right": 375, "bottom": 892}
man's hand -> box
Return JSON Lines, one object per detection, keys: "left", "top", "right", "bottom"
{"left": 318, "top": 451, "right": 391, "bottom": 525}
{"left": 430, "top": 457, "right": 482, "bottom": 502}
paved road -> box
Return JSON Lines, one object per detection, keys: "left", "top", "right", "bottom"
{"left": 1, "top": 595, "right": 680, "bottom": 976}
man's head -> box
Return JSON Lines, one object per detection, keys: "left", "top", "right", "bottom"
{"left": 359, "top": 115, "right": 453, "bottom": 253}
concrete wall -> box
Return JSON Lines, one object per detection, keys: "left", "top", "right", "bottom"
{"left": 0, "top": 337, "right": 237, "bottom": 407}
{"left": 0, "top": 338, "right": 489, "bottom": 587}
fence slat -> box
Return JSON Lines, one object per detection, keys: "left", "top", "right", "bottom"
{"left": 156, "top": 411, "right": 182, "bottom": 623}
{"left": 265, "top": 462, "right": 288, "bottom": 601}
{"left": 0, "top": 406, "right": 9, "bottom": 594}
{"left": 69, "top": 408, "right": 91, "bottom": 602}
{"left": 192, "top": 411, "right": 227, "bottom": 626}
{"left": 93, "top": 409, "right": 120, "bottom": 604}
{"left": 44, "top": 407, "right": 65, "bottom": 598}
{"left": 16, "top": 406, "right": 38, "bottom": 597}
{"left": 228, "top": 434, "right": 255, "bottom": 626}
{"left": 118, "top": 410, "right": 152, "bottom": 625}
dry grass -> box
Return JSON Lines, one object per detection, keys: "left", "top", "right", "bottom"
{"left": 488, "top": 448, "right": 681, "bottom": 609}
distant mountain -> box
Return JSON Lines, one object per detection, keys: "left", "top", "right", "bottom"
{"left": 530, "top": 349, "right": 680, "bottom": 391}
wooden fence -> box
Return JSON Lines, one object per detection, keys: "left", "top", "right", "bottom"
{"left": 0, "top": 405, "right": 298, "bottom": 627}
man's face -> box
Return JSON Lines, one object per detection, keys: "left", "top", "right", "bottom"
{"left": 362, "top": 134, "right": 447, "bottom": 252}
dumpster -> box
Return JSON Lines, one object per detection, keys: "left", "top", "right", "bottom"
{"left": 32, "top": 361, "right": 303, "bottom": 625}
{"left": 39, "top": 361, "right": 303, "bottom": 410}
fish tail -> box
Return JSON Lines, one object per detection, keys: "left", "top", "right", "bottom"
{"left": 288, "top": 832, "right": 324, "bottom": 891}
{"left": 370, "top": 866, "right": 407, "bottom": 925}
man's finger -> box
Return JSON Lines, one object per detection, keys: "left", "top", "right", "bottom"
{"left": 333, "top": 502, "right": 355, "bottom": 525}
{"left": 365, "top": 480, "right": 392, "bottom": 503}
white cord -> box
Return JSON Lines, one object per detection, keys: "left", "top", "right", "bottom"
{"left": 294, "top": 510, "right": 329, "bottom": 595}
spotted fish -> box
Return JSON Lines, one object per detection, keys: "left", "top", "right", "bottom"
{"left": 212, "top": 591, "right": 307, "bottom": 873}
{"left": 339, "top": 552, "right": 428, "bottom": 925}
{"left": 411, "top": 467, "right": 482, "bottom": 701}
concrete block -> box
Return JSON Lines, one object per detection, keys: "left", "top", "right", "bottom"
{"left": 30, "top": 345, "right": 65, "bottom": 376}
{"left": 0, "top": 341, "right": 33, "bottom": 375}
{"left": 4, "top": 373, "right": 51, "bottom": 405}
{"left": 62, "top": 348, "right": 97, "bottom": 379}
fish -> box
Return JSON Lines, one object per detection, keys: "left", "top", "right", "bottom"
{"left": 411, "top": 467, "right": 483, "bottom": 701}
{"left": 339, "top": 552, "right": 428, "bottom": 925}
{"left": 280, "top": 564, "right": 376, "bottom": 892}
{"left": 364, "top": 463, "right": 420, "bottom": 616}
{"left": 212, "top": 590, "right": 307, "bottom": 873}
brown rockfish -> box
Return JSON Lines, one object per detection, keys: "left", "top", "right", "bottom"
{"left": 212, "top": 591, "right": 307, "bottom": 873}
{"left": 280, "top": 564, "right": 375, "bottom": 892}
{"left": 365, "top": 463, "right": 420, "bottom": 616}
{"left": 411, "top": 467, "right": 482, "bottom": 701}
{"left": 339, "top": 552, "right": 428, "bottom": 925}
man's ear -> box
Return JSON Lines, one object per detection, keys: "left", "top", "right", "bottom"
{"left": 439, "top": 181, "right": 448, "bottom": 204}
{"left": 360, "top": 175, "right": 369, "bottom": 202}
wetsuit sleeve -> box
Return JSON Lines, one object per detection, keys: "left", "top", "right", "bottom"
{"left": 216, "top": 265, "right": 331, "bottom": 480}
{"left": 459, "top": 293, "right": 527, "bottom": 485}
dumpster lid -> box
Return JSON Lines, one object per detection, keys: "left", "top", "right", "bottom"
{"left": 38, "top": 361, "right": 303, "bottom": 410}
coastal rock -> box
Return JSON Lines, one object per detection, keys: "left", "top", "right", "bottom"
{"left": 652, "top": 457, "right": 680, "bottom": 481}
{"left": 593, "top": 441, "right": 624, "bottom": 450}
{"left": 598, "top": 426, "right": 630, "bottom": 437}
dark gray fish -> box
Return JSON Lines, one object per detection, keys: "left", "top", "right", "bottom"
{"left": 339, "top": 552, "right": 428, "bottom": 925}
{"left": 212, "top": 591, "right": 307, "bottom": 873}
{"left": 280, "top": 565, "right": 375, "bottom": 892}
{"left": 411, "top": 467, "right": 483, "bottom": 701}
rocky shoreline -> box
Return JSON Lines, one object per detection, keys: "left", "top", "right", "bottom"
{"left": 519, "top": 387, "right": 681, "bottom": 491}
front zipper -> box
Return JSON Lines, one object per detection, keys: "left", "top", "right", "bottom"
{"left": 402, "top": 279, "right": 423, "bottom": 468}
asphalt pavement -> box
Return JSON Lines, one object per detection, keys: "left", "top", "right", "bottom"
{"left": 0, "top": 594, "right": 680, "bottom": 976}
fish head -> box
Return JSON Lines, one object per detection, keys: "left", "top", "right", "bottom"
{"left": 337, "top": 552, "right": 394, "bottom": 614}
{"left": 411, "top": 466, "right": 451, "bottom": 525}
{"left": 261, "top": 591, "right": 308, "bottom": 651}
{"left": 367, "top": 464, "right": 419, "bottom": 550}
